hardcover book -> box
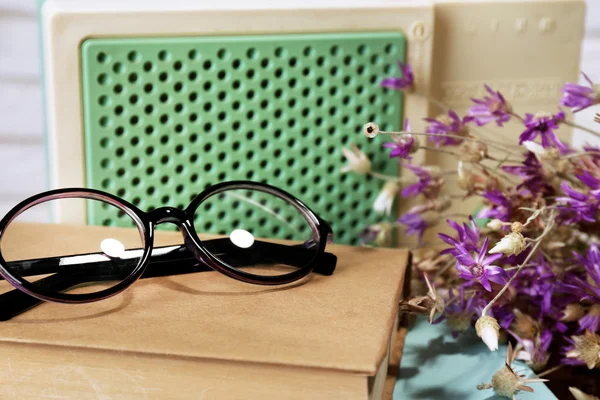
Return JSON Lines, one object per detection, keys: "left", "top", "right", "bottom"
{"left": 0, "top": 223, "right": 409, "bottom": 399}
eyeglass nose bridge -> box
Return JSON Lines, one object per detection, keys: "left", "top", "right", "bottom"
{"left": 148, "top": 206, "right": 187, "bottom": 225}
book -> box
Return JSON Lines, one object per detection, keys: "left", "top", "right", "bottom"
{"left": 394, "top": 318, "right": 557, "bottom": 400}
{"left": 0, "top": 223, "right": 409, "bottom": 399}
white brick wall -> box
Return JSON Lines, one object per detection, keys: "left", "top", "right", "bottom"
{"left": 0, "top": 0, "right": 598, "bottom": 216}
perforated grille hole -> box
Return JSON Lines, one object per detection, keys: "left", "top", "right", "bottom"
{"left": 82, "top": 32, "right": 404, "bottom": 244}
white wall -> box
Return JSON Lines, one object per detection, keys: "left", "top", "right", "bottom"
{"left": 0, "top": 0, "right": 598, "bottom": 217}
{"left": 0, "top": 0, "right": 44, "bottom": 217}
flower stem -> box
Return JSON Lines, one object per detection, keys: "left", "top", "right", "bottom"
{"left": 441, "top": 212, "right": 472, "bottom": 218}
{"left": 369, "top": 171, "right": 411, "bottom": 183}
{"left": 488, "top": 153, "right": 513, "bottom": 181}
{"left": 414, "top": 92, "right": 519, "bottom": 148}
{"left": 481, "top": 212, "right": 556, "bottom": 317}
{"left": 420, "top": 145, "right": 461, "bottom": 158}
{"left": 476, "top": 162, "right": 520, "bottom": 185}
{"left": 562, "top": 150, "right": 600, "bottom": 159}
{"left": 486, "top": 155, "right": 524, "bottom": 163}
{"left": 561, "top": 119, "right": 600, "bottom": 138}
{"left": 378, "top": 130, "right": 523, "bottom": 158}
{"left": 510, "top": 112, "right": 525, "bottom": 123}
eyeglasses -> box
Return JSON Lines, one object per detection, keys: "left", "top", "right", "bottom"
{"left": 0, "top": 180, "right": 335, "bottom": 320}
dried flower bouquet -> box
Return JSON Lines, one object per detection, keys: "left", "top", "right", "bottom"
{"left": 344, "top": 62, "right": 600, "bottom": 397}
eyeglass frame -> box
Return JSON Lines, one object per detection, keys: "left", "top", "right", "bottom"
{"left": 0, "top": 180, "right": 335, "bottom": 310}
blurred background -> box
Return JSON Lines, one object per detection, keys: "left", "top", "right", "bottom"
{"left": 0, "top": 0, "right": 598, "bottom": 218}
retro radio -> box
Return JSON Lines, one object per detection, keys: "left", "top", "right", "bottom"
{"left": 39, "top": 0, "right": 585, "bottom": 244}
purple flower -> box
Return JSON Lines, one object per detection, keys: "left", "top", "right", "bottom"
{"left": 559, "top": 245, "right": 600, "bottom": 332}
{"left": 519, "top": 111, "right": 568, "bottom": 153}
{"left": 514, "top": 255, "right": 557, "bottom": 316}
{"left": 512, "top": 329, "right": 553, "bottom": 370}
{"left": 499, "top": 250, "right": 530, "bottom": 268}
{"left": 380, "top": 61, "right": 414, "bottom": 91}
{"left": 435, "top": 287, "right": 480, "bottom": 337}
{"left": 476, "top": 189, "right": 512, "bottom": 221}
{"left": 383, "top": 120, "right": 416, "bottom": 159}
{"left": 580, "top": 306, "right": 600, "bottom": 333}
{"left": 423, "top": 110, "right": 469, "bottom": 146}
{"left": 452, "top": 237, "right": 509, "bottom": 292}
{"left": 438, "top": 217, "right": 480, "bottom": 254}
{"left": 576, "top": 170, "right": 600, "bottom": 190}
{"left": 490, "top": 305, "right": 516, "bottom": 330}
{"left": 582, "top": 144, "right": 600, "bottom": 160}
{"left": 397, "top": 212, "right": 428, "bottom": 243}
{"left": 502, "top": 152, "right": 554, "bottom": 196}
{"left": 400, "top": 163, "right": 442, "bottom": 199}
{"left": 467, "top": 84, "right": 512, "bottom": 127}
{"left": 556, "top": 181, "right": 600, "bottom": 223}
{"left": 560, "top": 72, "right": 599, "bottom": 112}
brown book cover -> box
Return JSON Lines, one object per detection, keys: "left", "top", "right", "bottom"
{"left": 0, "top": 224, "right": 409, "bottom": 399}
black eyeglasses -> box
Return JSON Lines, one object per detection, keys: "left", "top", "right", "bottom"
{"left": 0, "top": 181, "right": 336, "bottom": 320}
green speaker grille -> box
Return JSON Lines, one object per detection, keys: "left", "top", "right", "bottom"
{"left": 81, "top": 32, "right": 404, "bottom": 245}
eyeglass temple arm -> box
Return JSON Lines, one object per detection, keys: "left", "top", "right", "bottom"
{"left": 2, "top": 238, "right": 337, "bottom": 280}
{"left": 0, "top": 239, "right": 336, "bottom": 321}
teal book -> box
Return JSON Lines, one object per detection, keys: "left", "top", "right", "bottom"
{"left": 394, "top": 318, "right": 557, "bottom": 399}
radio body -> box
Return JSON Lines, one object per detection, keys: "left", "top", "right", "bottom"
{"left": 39, "top": 0, "right": 584, "bottom": 244}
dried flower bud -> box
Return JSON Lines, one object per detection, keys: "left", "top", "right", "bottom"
{"left": 487, "top": 219, "right": 504, "bottom": 231}
{"left": 459, "top": 141, "right": 488, "bottom": 163}
{"left": 589, "top": 304, "right": 600, "bottom": 321}
{"left": 341, "top": 144, "right": 371, "bottom": 175}
{"left": 544, "top": 148, "right": 560, "bottom": 161}
{"left": 489, "top": 364, "right": 544, "bottom": 398}
{"left": 446, "top": 313, "right": 473, "bottom": 335}
{"left": 363, "top": 122, "right": 380, "bottom": 138}
{"left": 409, "top": 135, "right": 421, "bottom": 154}
{"left": 511, "top": 222, "right": 524, "bottom": 233}
{"left": 398, "top": 293, "right": 444, "bottom": 323}
{"left": 423, "top": 165, "right": 442, "bottom": 179}
{"left": 490, "top": 366, "right": 522, "bottom": 397}
{"left": 373, "top": 222, "right": 393, "bottom": 247}
{"left": 359, "top": 222, "right": 393, "bottom": 247}
{"left": 569, "top": 387, "right": 600, "bottom": 400}
{"left": 561, "top": 304, "right": 586, "bottom": 322}
{"left": 476, "top": 315, "right": 500, "bottom": 351}
{"left": 510, "top": 309, "right": 539, "bottom": 340}
{"left": 478, "top": 343, "right": 548, "bottom": 397}
{"left": 434, "top": 196, "right": 452, "bottom": 213}
{"left": 566, "top": 330, "right": 600, "bottom": 369}
{"left": 373, "top": 181, "right": 399, "bottom": 215}
{"left": 522, "top": 140, "right": 560, "bottom": 161}
{"left": 489, "top": 232, "right": 527, "bottom": 256}
{"left": 457, "top": 161, "right": 476, "bottom": 191}
{"left": 556, "top": 159, "right": 570, "bottom": 174}
{"left": 399, "top": 274, "right": 445, "bottom": 324}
